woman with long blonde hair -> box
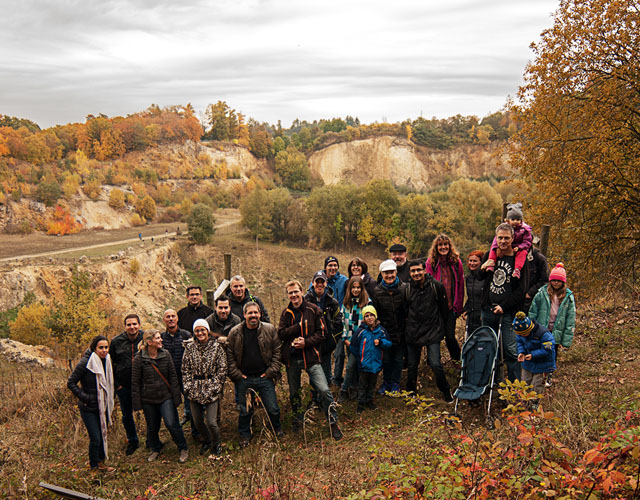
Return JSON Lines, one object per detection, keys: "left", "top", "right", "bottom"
{"left": 426, "top": 234, "right": 464, "bottom": 361}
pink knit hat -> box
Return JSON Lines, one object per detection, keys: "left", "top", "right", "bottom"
{"left": 549, "top": 263, "right": 567, "bottom": 282}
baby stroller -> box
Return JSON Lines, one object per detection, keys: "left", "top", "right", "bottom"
{"left": 453, "top": 325, "right": 502, "bottom": 426}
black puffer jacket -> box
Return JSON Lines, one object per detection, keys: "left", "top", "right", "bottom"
{"left": 131, "top": 349, "right": 181, "bottom": 410}
{"left": 405, "top": 276, "right": 449, "bottom": 346}
{"left": 161, "top": 328, "right": 191, "bottom": 389}
{"left": 464, "top": 270, "right": 485, "bottom": 329}
{"left": 110, "top": 331, "right": 143, "bottom": 389}
{"left": 369, "top": 282, "right": 409, "bottom": 345}
{"left": 67, "top": 349, "right": 99, "bottom": 413}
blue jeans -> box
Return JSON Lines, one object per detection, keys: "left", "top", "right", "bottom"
{"left": 116, "top": 386, "right": 138, "bottom": 445}
{"left": 142, "top": 399, "right": 187, "bottom": 452}
{"left": 80, "top": 409, "right": 105, "bottom": 468}
{"left": 332, "top": 338, "right": 346, "bottom": 385}
{"left": 286, "top": 358, "right": 337, "bottom": 423}
{"left": 406, "top": 343, "right": 451, "bottom": 396}
{"left": 481, "top": 308, "right": 520, "bottom": 383}
{"left": 382, "top": 343, "right": 403, "bottom": 386}
{"left": 341, "top": 352, "right": 359, "bottom": 391}
{"left": 312, "top": 355, "right": 332, "bottom": 403}
{"left": 237, "top": 376, "right": 282, "bottom": 438}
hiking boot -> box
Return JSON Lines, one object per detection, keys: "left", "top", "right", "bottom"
{"left": 199, "top": 443, "right": 210, "bottom": 455}
{"left": 336, "top": 390, "right": 349, "bottom": 403}
{"left": 125, "top": 441, "right": 139, "bottom": 456}
{"left": 147, "top": 451, "right": 159, "bottom": 462}
{"left": 211, "top": 444, "right": 223, "bottom": 455}
{"left": 388, "top": 383, "right": 400, "bottom": 394}
{"left": 330, "top": 423, "right": 343, "bottom": 441}
{"left": 179, "top": 450, "right": 189, "bottom": 463}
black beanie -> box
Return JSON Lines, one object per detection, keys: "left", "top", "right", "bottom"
{"left": 324, "top": 256, "right": 339, "bottom": 269}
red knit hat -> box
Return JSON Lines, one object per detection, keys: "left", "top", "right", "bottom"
{"left": 549, "top": 262, "right": 567, "bottom": 282}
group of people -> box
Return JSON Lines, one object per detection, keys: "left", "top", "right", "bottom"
{"left": 67, "top": 203, "right": 576, "bottom": 471}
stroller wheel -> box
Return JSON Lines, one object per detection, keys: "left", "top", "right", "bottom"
{"left": 485, "top": 415, "right": 495, "bottom": 430}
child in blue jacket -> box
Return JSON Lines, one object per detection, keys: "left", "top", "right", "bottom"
{"left": 513, "top": 311, "right": 555, "bottom": 407}
{"left": 349, "top": 305, "right": 392, "bottom": 412}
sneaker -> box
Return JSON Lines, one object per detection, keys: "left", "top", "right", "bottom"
{"left": 180, "top": 416, "right": 189, "bottom": 426}
{"left": 179, "top": 450, "right": 189, "bottom": 463}
{"left": 377, "top": 382, "right": 388, "bottom": 395}
{"left": 148, "top": 451, "right": 159, "bottom": 462}
{"left": 330, "top": 423, "right": 344, "bottom": 441}
{"left": 545, "top": 374, "right": 553, "bottom": 388}
{"left": 388, "top": 383, "right": 400, "bottom": 394}
{"left": 356, "top": 405, "right": 365, "bottom": 414}
{"left": 125, "top": 441, "right": 139, "bottom": 456}
{"left": 443, "top": 391, "right": 454, "bottom": 403}
{"left": 199, "top": 443, "right": 210, "bottom": 455}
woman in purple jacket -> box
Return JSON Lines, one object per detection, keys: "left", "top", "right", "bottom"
{"left": 425, "top": 234, "right": 463, "bottom": 362}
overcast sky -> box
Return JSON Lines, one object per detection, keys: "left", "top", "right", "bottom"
{"left": 0, "top": 0, "right": 559, "bottom": 129}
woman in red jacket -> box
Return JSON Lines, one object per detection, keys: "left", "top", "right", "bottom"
{"left": 425, "top": 234, "right": 464, "bottom": 362}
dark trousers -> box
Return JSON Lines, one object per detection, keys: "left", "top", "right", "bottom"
{"left": 341, "top": 352, "right": 359, "bottom": 391}
{"left": 237, "top": 376, "right": 282, "bottom": 438}
{"left": 358, "top": 371, "right": 378, "bottom": 405}
{"left": 190, "top": 400, "right": 220, "bottom": 447}
{"left": 406, "top": 343, "right": 451, "bottom": 396}
{"left": 444, "top": 309, "right": 461, "bottom": 361}
{"left": 142, "top": 399, "right": 187, "bottom": 452}
{"left": 382, "top": 343, "right": 403, "bottom": 386}
{"left": 116, "top": 386, "right": 138, "bottom": 445}
{"left": 481, "top": 308, "right": 520, "bottom": 383}
{"left": 286, "top": 358, "right": 337, "bottom": 423}
{"left": 80, "top": 409, "right": 105, "bottom": 468}
{"left": 332, "top": 338, "right": 346, "bottom": 385}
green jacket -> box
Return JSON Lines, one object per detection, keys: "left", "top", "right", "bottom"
{"left": 529, "top": 287, "right": 576, "bottom": 348}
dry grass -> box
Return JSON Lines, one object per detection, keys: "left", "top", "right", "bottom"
{"left": 2, "top": 231, "right": 639, "bottom": 499}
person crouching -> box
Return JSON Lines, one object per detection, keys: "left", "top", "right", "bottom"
{"left": 349, "top": 305, "right": 392, "bottom": 412}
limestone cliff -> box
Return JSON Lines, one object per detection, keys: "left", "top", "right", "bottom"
{"left": 308, "top": 136, "right": 511, "bottom": 189}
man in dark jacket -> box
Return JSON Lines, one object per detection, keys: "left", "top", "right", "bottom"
{"left": 277, "top": 280, "right": 342, "bottom": 440}
{"left": 226, "top": 276, "right": 270, "bottom": 323}
{"left": 161, "top": 309, "right": 192, "bottom": 425}
{"left": 370, "top": 259, "right": 409, "bottom": 394}
{"left": 376, "top": 243, "right": 412, "bottom": 283}
{"left": 405, "top": 260, "right": 452, "bottom": 401}
{"left": 205, "top": 296, "right": 242, "bottom": 342}
{"left": 479, "top": 223, "right": 530, "bottom": 383}
{"left": 109, "top": 313, "right": 143, "bottom": 455}
{"left": 226, "top": 302, "right": 283, "bottom": 446}
{"left": 177, "top": 286, "right": 213, "bottom": 333}
{"left": 523, "top": 247, "right": 549, "bottom": 313}
{"left": 304, "top": 271, "right": 343, "bottom": 387}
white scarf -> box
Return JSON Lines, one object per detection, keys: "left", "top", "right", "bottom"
{"left": 87, "top": 352, "right": 115, "bottom": 459}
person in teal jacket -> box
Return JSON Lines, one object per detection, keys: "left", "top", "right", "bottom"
{"left": 528, "top": 262, "right": 576, "bottom": 387}
{"left": 349, "top": 305, "right": 392, "bottom": 412}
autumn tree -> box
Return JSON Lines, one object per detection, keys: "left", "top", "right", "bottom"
{"left": 108, "top": 188, "right": 126, "bottom": 209}
{"left": 203, "top": 101, "right": 239, "bottom": 141}
{"left": 274, "top": 146, "right": 311, "bottom": 190}
{"left": 135, "top": 195, "right": 156, "bottom": 221}
{"left": 509, "top": 0, "right": 640, "bottom": 287}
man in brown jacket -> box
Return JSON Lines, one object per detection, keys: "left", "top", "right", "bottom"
{"left": 277, "top": 280, "right": 343, "bottom": 440}
{"left": 226, "top": 302, "right": 283, "bottom": 446}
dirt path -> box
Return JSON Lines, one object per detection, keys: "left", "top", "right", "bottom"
{"left": 0, "top": 210, "right": 240, "bottom": 261}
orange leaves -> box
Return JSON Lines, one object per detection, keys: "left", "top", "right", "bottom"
{"left": 46, "top": 205, "right": 82, "bottom": 235}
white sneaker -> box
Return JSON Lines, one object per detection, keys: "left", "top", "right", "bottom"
{"left": 179, "top": 450, "right": 188, "bottom": 463}
{"left": 545, "top": 374, "right": 553, "bottom": 388}
{"left": 148, "top": 451, "right": 159, "bottom": 462}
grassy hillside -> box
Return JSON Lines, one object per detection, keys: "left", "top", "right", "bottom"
{"left": 1, "top": 233, "right": 639, "bottom": 499}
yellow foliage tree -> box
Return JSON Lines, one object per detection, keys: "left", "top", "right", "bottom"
{"left": 135, "top": 195, "right": 156, "bottom": 221}
{"left": 108, "top": 188, "right": 125, "bottom": 209}
{"left": 9, "top": 302, "right": 53, "bottom": 347}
